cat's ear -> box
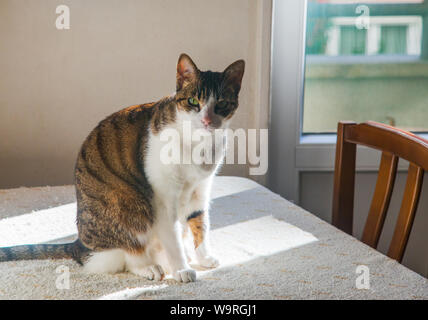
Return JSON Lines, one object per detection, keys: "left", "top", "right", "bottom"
{"left": 176, "top": 54, "right": 199, "bottom": 91}
{"left": 223, "top": 60, "right": 245, "bottom": 94}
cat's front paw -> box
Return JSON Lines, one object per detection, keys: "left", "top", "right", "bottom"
{"left": 197, "top": 255, "right": 220, "bottom": 268}
{"left": 173, "top": 268, "right": 197, "bottom": 283}
{"left": 130, "top": 265, "right": 165, "bottom": 281}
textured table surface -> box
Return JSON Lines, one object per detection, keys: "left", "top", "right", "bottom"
{"left": 0, "top": 176, "right": 427, "bottom": 299}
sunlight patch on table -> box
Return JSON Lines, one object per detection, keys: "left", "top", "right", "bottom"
{"left": 194, "top": 216, "right": 319, "bottom": 276}
{"left": 0, "top": 203, "right": 77, "bottom": 246}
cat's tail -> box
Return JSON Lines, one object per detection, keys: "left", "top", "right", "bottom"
{"left": 0, "top": 239, "right": 91, "bottom": 265}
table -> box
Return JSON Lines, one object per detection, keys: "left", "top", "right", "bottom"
{"left": 0, "top": 176, "right": 427, "bottom": 299}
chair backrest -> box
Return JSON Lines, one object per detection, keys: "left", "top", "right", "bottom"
{"left": 332, "top": 121, "right": 428, "bottom": 263}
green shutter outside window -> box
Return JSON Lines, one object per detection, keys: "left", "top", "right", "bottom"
{"left": 379, "top": 26, "right": 407, "bottom": 54}
{"left": 339, "top": 26, "right": 367, "bottom": 55}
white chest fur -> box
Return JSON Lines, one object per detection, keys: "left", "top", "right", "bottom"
{"left": 144, "top": 118, "right": 226, "bottom": 222}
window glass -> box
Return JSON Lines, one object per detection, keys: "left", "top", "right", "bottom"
{"left": 303, "top": 0, "right": 428, "bottom": 133}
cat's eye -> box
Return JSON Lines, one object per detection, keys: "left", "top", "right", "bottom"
{"left": 216, "top": 100, "right": 228, "bottom": 109}
{"left": 215, "top": 100, "right": 229, "bottom": 115}
{"left": 188, "top": 97, "right": 199, "bottom": 107}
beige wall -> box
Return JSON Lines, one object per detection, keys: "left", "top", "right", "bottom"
{"left": 0, "top": 0, "right": 271, "bottom": 189}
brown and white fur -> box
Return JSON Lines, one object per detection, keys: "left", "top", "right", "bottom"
{"left": 0, "top": 54, "right": 245, "bottom": 283}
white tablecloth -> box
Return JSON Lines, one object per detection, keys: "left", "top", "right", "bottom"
{"left": 0, "top": 176, "right": 427, "bottom": 299}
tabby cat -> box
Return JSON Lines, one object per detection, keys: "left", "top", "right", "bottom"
{"left": 0, "top": 54, "right": 245, "bottom": 283}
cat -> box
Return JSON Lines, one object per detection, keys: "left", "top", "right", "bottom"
{"left": 0, "top": 54, "right": 245, "bottom": 283}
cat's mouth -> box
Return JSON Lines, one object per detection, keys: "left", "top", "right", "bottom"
{"left": 202, "top": 124, "right": 223, "bottom": 133}
{"left": 203, "top": 125, "right": 215, "bottom": 132}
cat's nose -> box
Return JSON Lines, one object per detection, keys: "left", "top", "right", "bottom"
{"left": 201, "top": 117, "right": 212, "bottom": 127}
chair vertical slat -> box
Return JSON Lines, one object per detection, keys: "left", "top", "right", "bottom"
{"left": 387, "top": 164, "right": 424, "bottom": 262}
{"left": 361, "top": 152, "right": 398, "bottom": 248}
{"left": 332, "top": 122, "right": 357, "bottom": 235}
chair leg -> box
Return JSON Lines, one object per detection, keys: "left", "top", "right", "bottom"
{"left": 332, "top": 122, "right": 356, "bottom": 235}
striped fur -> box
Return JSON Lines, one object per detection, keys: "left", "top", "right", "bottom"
{"left": 0, "top": 240, "right": 90, "bottom": 264}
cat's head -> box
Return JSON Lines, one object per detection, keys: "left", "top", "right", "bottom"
{"left": 175, "top": 54, "right": 245, "bottom": 131}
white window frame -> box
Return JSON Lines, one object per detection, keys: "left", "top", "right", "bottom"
{"left": 268, "top": 0, "right": 428, "bottom": 204}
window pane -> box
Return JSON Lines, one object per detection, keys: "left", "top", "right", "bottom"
{"left": 303, "top": 0, "right": 428, "bottom": 133}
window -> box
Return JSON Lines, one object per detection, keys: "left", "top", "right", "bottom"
{"left": 303, "top": 0, "right": 428, "bottom": 134}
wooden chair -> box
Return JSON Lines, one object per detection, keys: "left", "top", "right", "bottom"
{"left": 332, "top": 121, "right": 428, "bottom": 263}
